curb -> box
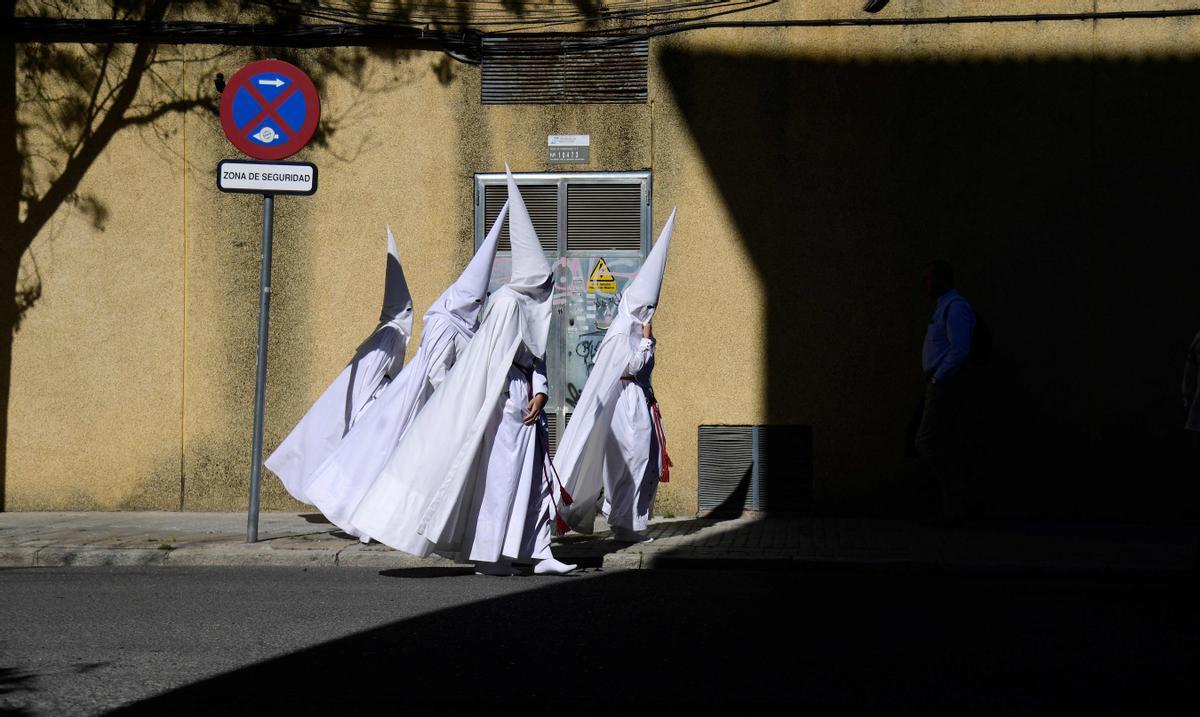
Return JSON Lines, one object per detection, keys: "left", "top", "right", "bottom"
{"left": 4, "top": 546, "right": 1192, "bottom": 578}
{"left": 0, "top": 545, "right": 458, "bottom": 570}
{"left": 601, "top": 551, "right": 1195, "bottom": 578}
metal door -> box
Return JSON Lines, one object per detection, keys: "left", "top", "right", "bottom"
{"left": 475, "top": 171, "right": 652, "bottom": 451}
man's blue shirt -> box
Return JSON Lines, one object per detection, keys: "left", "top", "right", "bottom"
{"left": 922, "top": 289, "right": 976, "bottom": 381}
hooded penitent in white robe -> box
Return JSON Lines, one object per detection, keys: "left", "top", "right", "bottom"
{"left": 555, "top": 210, "right": 676, "bottom": 534}
{"left": 350, "top": 168, "right": 570, "bottom": 569}
{"left": 600, "top": 339, "right": 662, "bottom": 533}
{"left": 265, "top": 227, "right": 414, "bottom": 505}
{"left": 301, "top": 203, "right": 509, "bottom": 540}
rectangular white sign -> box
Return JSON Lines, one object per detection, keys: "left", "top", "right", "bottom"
{"left": 548, "top": 134, "right": 590, "bottom": 147}
{"left": 548, "top": 134, "right": 590, "bottom": 164}
{"left": 217, "top": 160, "right": 317, "bottom": 195}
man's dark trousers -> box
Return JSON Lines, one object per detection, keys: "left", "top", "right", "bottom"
{"left": 915, "top": 372, "right": 973, "bottom": 520}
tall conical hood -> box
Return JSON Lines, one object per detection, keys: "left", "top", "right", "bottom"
{"left": 500, "top": 166, "right": 554, "bottom": 358}
{"left": 618, "top": 207, "right": 675, "bottom": 327}
{"left": 381, "top": 225, "right": 414, "bottom": 334}
{"left": 504, "top": 166, "right": 554, "bottom": 294}
{"left": 423, "top": 201, "right": 508, "bottom": 335}
{"left": 463, "top": 200, "right": 508, "bottom": 304}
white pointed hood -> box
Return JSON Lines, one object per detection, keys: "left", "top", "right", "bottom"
{"left": 502, "top": 166, "right": 554, "bottom": 358}
{"left": 612, "top": 207, "right": 675, "bottom": 335}
{"left": 422, "top": 201, "right": 508, "bottom": 336}
{"left": 381, "top": 226, "right": 414, "bottom": 334}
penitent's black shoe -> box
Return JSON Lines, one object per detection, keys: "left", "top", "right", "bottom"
{"left": 863, "top": 0, "right": 891, "bottom": 13}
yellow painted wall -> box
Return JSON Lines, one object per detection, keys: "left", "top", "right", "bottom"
{"left": 7, "top": 1, "right": 1200, "bottom": 518}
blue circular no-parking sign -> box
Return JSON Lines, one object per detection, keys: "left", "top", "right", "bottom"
{"left": 219, "top": 59, "right": 321, "bottom": 161}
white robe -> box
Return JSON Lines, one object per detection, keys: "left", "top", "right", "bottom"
{"left": 349, "top": 288, "right": 553, "bottom": 561}
{"left": 456, "top": 348, "right": 553, "bottom": 562}
{"left": 554, "top": 325, "right": 645, "bottom": 533}
{"left": 265, "top": 320, "right": 409, "bottom": 505}
{"left": 601, "top": 340, "right": 660, "bottom": 532}
{"left": 301, "top": 316, "right": 468, "bottom": 539}
{"left": 554, "top": 210, "right": 675, "bottom": 534}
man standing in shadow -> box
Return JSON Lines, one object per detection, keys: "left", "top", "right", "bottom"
{"left": 1184, "top": 329, "right": 1200, "bottom": 444}
{"left": 916, "top": 260, "right": 977, "bottom": 523}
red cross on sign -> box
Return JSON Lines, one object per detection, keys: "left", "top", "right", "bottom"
{"left": 220, "top": 59, "right": 320, "bottom": 161}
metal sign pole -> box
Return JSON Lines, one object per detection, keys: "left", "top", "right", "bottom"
{"left": 247, "top": 193, "right": 275, "bottom": 543}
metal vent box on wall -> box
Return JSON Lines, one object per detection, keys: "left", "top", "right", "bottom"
{"left": 481, "top": 35, "right": 649, "bottom": 105}
{"left": 698, "top": 425, "right": 813, "bottom": 514}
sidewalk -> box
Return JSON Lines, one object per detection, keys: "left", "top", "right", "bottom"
{"left": 0, "top": 511, "right": 1196, "bottom": 575}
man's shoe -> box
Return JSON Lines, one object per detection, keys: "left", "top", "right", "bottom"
{"left": 863, "top": 0, "right": 891, "bottom": 13}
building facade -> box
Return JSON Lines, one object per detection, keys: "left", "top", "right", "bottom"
{"left": 5, "top": 1, "right": 1200, "bottom": 519}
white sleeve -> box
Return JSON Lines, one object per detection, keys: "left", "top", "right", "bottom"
{"left": 532, "top": 356, "right": 549, "bottom": 398}
{"left": 624, "top": 337, "right": 655, "bottom": 374}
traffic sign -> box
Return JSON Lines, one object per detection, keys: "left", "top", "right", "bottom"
{"left": 216, "top": 60, "right": 320, "bottom": 544}
{"left": 219, "top": 59, "right": 320, "bottom": 161}
{"left": 217, "top": 160, "right": 317, "bottom": 196}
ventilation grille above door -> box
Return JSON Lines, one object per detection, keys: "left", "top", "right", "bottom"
{"left": 567, "top": 183, "right": 644, "bottom": 252}
{"left": 483, "top": 183, "right": 558, "bottom": 252}
{"left": 698, "top": 425, "right": 813, "bottom": 514}
{"left": 481, "top": 36, "right": 649, "bottom": 105}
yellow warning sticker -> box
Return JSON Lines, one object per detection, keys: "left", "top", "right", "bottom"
{"left": 588, "top": 257, "right": 617, "bottom": 293}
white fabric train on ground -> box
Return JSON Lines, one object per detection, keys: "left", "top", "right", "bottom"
{"left": 265, "top": 226, "right": 414, "bottom": 505}
{"left": 350, "top": 167, "right": 569, "bottom": 571}
{"left": 554, "top": 209, "right": 676, "bottom": 534}
{"left": 302, "top": 202, "right": 510, "bottom": 541}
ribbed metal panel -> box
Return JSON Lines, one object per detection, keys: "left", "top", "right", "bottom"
{"left": 546, "top": 413, "right": 559, "bottom": 458}
{"left": 698, "top": 426, "right": 755, "bottom": 512}
{"left": 482, "top": 35, "right": 649, "bottom": 105}
{"left": 567, "top": 183, "right": 643, "bottom": 252}
{"left": 484, "top": 183, "right": 558, "bottom": 252}
{"left": 698, "top": 425, "right": 813, "bottom": 513}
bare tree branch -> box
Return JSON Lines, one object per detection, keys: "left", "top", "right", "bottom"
{"left": 19, "top": 0, "right": 170, "bottom": 244}
{"left": 123, "top": 96, "right": 215, "bottom": 126}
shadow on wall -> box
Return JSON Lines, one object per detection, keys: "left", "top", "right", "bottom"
{"left": 0, "top": 0, "right": 447, "bottom": 510}
{"left": 660, "top": 48, "right": 1200, "bottom": 520}
{"left": 106, "top": 569, "right": 1196, "bottom": 711}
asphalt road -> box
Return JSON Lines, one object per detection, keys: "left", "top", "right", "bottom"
{"left": 0, "top": 565, "right": 1196, "bottom": 713}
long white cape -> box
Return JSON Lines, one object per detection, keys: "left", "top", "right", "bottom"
{"left": 351, "top": 170, "right": 550, "bottom": 557}
{"left": 264, "top": 323, "right": 408, "bottom": 508}
{"left": 265, "top": 227, "right": 413, "bottom": 504}
{"left": 349, "top": 287, "right": 529, "bottom": 557}
{"left": 302, "top": 316, "right": 461, "bottom": 537}
{"left": 298, "top": 203, "right": 509, "bottom": 537}
{"left": 265, "top": 321, "right": 410, "bottom": 505}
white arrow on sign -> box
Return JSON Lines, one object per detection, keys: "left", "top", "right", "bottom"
{"left": 257, "top": 78, "right": 285, "bottom": 87}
